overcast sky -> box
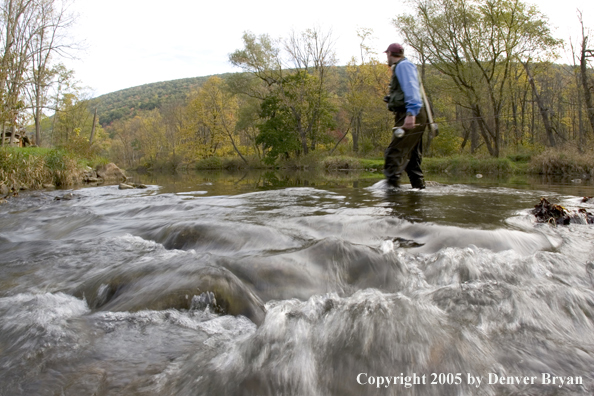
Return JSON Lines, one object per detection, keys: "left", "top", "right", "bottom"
{"left": 62, "top": 0, "right": 592, "bottom": 97}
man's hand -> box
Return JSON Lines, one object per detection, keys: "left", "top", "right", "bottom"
{"left": 402, "top": 115, "right": 416, "bottom": 130}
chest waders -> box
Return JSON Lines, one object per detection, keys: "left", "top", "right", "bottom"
{"left": 383, "top": 59, "right": 428, "bottom": 189}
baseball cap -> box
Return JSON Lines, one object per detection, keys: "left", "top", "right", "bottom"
{"left": 384, "top": 43, "right": 404, "bottom": 55}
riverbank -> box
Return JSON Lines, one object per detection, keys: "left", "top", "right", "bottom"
{"left": 321, "top": 148, "right": 594, "bottom": 178}
{"left": 189, "top": 147, "right": 594, "bottom": 179}
{"left": 0, "top": 147, "right": 112, "bottom": 196}
{"left": 3, "top": 146, "right": 593, "bottom": 197}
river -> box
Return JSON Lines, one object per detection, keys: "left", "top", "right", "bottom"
{"left": 1, "top": 170, "right": 593, "bottom": 395}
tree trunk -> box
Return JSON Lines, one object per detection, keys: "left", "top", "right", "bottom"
{"left": 580, "top": 36, "right": 594, "bottom": 136}
{"left": 523, "top": 62, "right": 556, "bottom": 147}
{"left": 470, "top": 120, "right": 479, "bottom": 154}
{"left": 34, "top": 109, "right": 42, "bottom": 146}
{"left": 89, "top": 108, "right": 97, "bottom": 145}
{"left": 221, "top": 122, "right": 248, "bottom": 165}
{"left": 576, "top": 70, "right": 585, "bottom": 146}
{"left": 330, "top": 129, "right": 351, "bottom": 156}
{"left": 473, "top": 105, "right": 496, "bottom": 157}
{"left": 352, "top": 113, "right": 360, "bottom": 153}
{"left": 34, "top": 75, "right": 43, "bottom": 146}
{"left": 297, "top": 120, "right": 308, "bottom": 155}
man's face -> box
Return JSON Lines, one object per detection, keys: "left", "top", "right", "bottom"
{"left": 387, "top": 53, "right": 393, "bottom": 66}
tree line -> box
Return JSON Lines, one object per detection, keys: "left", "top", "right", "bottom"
{"left": 397, "top": 0, "right": 594, "bottom": 157}
{"left": 107, "top": 0, "right": 594, "bottom": 169}
{"left": 3, "top": 0, "right": 594, "bottom": 169}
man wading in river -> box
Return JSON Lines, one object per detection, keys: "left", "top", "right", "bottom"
{"left": 383, "top": 43, "right": 428, "bottom": 189}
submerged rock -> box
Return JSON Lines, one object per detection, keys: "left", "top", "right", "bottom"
{"left": 55, "top": 193, "right": 79, "bottom": 201}
{"left": 118, "top": 183, "right": 147, "bottom": 190}
{"left": 75, "top": 265, "right": 266, "bottom": 326}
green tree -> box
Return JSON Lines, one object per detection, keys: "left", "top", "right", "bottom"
{"left": 229, "top": 28, "right": 337, "bottom": 160}
{"left": 256, "top": 94, "right": 301, "bottom": 164}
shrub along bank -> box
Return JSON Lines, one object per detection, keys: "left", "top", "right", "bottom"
{"left": 0, "top": 147, "right": 108, "bottom": 194}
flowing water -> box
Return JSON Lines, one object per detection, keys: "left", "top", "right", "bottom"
{"left": 1, "top": 171, "right": 594, "bottom": 396}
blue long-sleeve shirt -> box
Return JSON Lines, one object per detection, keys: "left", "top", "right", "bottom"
{"left": 395, "top": 59, "right": 423, "bottom": 116}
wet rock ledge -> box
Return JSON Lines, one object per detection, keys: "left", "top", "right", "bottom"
{"left": 85, "top": 163, "right": 147, "bottom": 190}
{"left": 84, "top": 162, "right": 127, "bottom": 184}
{"left": 84, "top": 163, "right": 145, "bottom": 189}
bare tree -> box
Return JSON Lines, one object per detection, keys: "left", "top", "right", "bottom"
{"left": 396, "top": 0, "right": 561, "bottom": 156}
{"left": 28, "top": 0, "right": 77, "bottom": 147}
{"left": 1, "top": 0, "right": 36, "bottom": 146}
{"left": 522, "top": 61, "right": 556, "bottom": 147}
{"left": 1, "top": 0, "right": 78, "bottom": 147}
{"left": 577, "top": 11, "right": 594, "bottom": 137}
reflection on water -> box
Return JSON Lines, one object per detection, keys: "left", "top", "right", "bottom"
{"left": 128, "top": 169, "right": 381, "bottom": 195}
{"left": 1, "top": 170, "right": 594, "bottom": 395}
{"left": 128, "top": 168, "right": 594, "bottom": 197}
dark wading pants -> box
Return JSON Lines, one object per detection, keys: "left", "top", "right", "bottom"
{"left": 384, "top": 107, "right": 428, "bottom": 188}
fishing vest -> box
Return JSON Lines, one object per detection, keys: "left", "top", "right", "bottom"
{"left": 387, "top": 58, "right": 406, "bottom": 113}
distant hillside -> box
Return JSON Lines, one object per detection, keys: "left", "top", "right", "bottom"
{"left": 89, "top": 66, "right": 358, "bottom": 127}
{"left": 91, "top": 73, "right": 236, "bottom": 126}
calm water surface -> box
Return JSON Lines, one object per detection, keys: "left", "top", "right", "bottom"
{"left": 1, "top": 170, "right": 593, "bottom": 395}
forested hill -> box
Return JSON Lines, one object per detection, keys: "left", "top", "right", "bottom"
{"left": 91, "top": 73, "right": 235, "bottom": 126}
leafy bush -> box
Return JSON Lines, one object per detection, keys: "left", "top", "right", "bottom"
{"left": 506, "top": 153, "right": 532, "bottom": 162}
{"left": 322, "top": 156, "right": 361, "bottom": 170}
{"left": 222, "top": 156, "right": 247, "bottom": 170}
{"left": 195, "top": 156, "right": 223, "bottom": 170}
{"left": 429, "top": 121, "right": 463, "bottom": 157}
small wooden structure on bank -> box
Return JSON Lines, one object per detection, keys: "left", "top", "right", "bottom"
{"left": 1, "top": 127, "right": 33, "bottom": 147}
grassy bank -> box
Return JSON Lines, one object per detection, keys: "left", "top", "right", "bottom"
{"left": 322, "top": 155, "right": 530, "bottom": 175}
{"left": 322, "top": 149, "right": 594, "bottom": 177}
{"left": 0, "top": 147, "right": 107, "bottom": 192}
{"left": 185, "top": 152, "right": 571, "bottom": 175}
{"left": 86, "top": 147, "right": 594, "bottom": 183}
